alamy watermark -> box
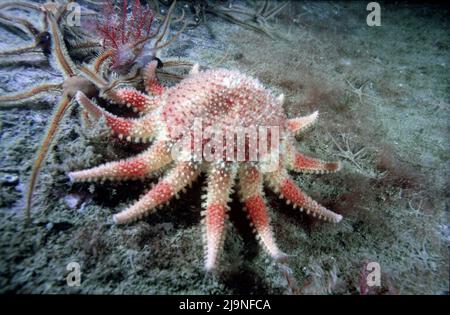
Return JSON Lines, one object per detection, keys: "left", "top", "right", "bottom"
{"left": 65, "top": 2, "right": 82, "bottom": 27}
{"left": 367, "top": 2, "right": 381, "bottom": 27}
{"left": 66, "top": 262, "right": 81, "bottom": 287}
{"left": 169, "top": 118, "right": 280, "bottom": 172}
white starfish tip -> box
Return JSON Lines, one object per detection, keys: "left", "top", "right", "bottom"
{"left": 276, "top": 93, "right": 285, "bottom": 104}
{"left": 190, "top": 63, "right": 200, "bottom": 75}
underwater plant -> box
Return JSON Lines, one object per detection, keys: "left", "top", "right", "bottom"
{"left": 69, "top": 62, "right": 343, "bottom": 271}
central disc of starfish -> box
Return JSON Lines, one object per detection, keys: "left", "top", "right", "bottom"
{"left": 162, "top": 69, "right": 286, "bottom": 162}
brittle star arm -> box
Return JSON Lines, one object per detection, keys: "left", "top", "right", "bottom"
{"left": 284, "top": 139, "right": 341, "bottom": 174}
{"left": 25, "top": 94, "right": 72, "bottom": 222}
{"left": 0, "top": 11, "right": 46, "bottom": 57}
{"left": 0, "top": 83, "right": 63, "bottom": 107}
{"left": 68, "top": 140, "right": 172, "bottom": 182}
{"left": 46, "top": 13, "right": 76, "bottom": 77}
{"left": 0, "top": 1, "right": 41, "bottom": 11}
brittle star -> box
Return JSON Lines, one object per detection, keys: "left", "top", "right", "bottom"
{"left": 345, "top": 79, "right": 371, "bottom": 103}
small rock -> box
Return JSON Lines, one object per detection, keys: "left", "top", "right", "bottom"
{"left": 64, "top": 193, "right": 83, "bottom": 209}
{"left": 0, "top": 174, "right": 19, "bottom": 186}
{"left": 339, "top": 58, "right": 352, "bottom": 66}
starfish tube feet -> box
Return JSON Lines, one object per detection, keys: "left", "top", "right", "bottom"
{"left": 106, "top": 87, "right": 159, "bottom": 114}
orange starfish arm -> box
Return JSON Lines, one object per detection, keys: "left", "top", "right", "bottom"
{"left": 289, "top": 152, "right": 341, "bottom": 174}
{"left": 286, "top": 111, "right": 319, "bottom": 136}
{"left": 0, "top": 42, "right": 39, "bottom": 56}
{"left": 143, "top": 60, "right": 165, "bottom": 96}
{"left": 76, "top": 92, "right": 156, "bottom": 143}
{"left": 285, "top": 142, "right": 341, "bottom": 174}
{"left": 203, "top": 166, "right": 236, "bottom": 271}
{"left": 239, "top": 166, "right": 285, "bottom": 260}
{"left": 265, "top": 168, "right": 342, "bottom": 223}
{"left": 68, "top": 141, "right": 172, "bottom": 183}
{"left": 105, "top": 88, "right": 160, "bottom": 114}
{"left": 25, "top": 94, "right": 72, "bottom": 222}
{"left": 113, "top": 162, "right": 200, "bottom": 225}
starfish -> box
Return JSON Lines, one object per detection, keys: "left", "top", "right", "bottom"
{"left": 69, "top": 62, "right": 343, "bottom": 271}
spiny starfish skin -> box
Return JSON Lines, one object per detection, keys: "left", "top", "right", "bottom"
{"left": 69, "top": 61, "right": 342, "bottom": 271}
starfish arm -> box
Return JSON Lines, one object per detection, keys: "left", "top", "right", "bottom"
{"left": 289, "top": 152, "right": 341, "bottom": 174}
{"left": 0, "top": 83, "right": 62, "bottom": 106}
{"left": 285, "top": 142, "right": 341, "bottom": 174}
{"left": 286, "top": 111, "right": 319, "bottom": 136}
{"left": 265, "top": 168, "right": 343, "bottom": 223}
{"left": 203, "top": 165, "right": 236, "bottom": 271}
{"left": 68, "top": 141, "right": 172, "bottom": 182}
{"left": 143, "top": 60, "right": 165, "bottom": 96}
{"left": 25, "top": 94, "right": 72, "bottom": 222}
{"left": 76, "top": 92, "right": 156, "bottom": 143}
{"left": 239, "top": 166, "right": 285, "bottom": 260}
{"left": 113, "top": 162, "right": 200, "bottom": 224}
{"left": 104, "top": 87, "right": 160, "bottom": 114}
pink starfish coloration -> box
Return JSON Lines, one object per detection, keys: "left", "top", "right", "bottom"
{"left": 69, "top": 62, "right": 342, "bottom": 271}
